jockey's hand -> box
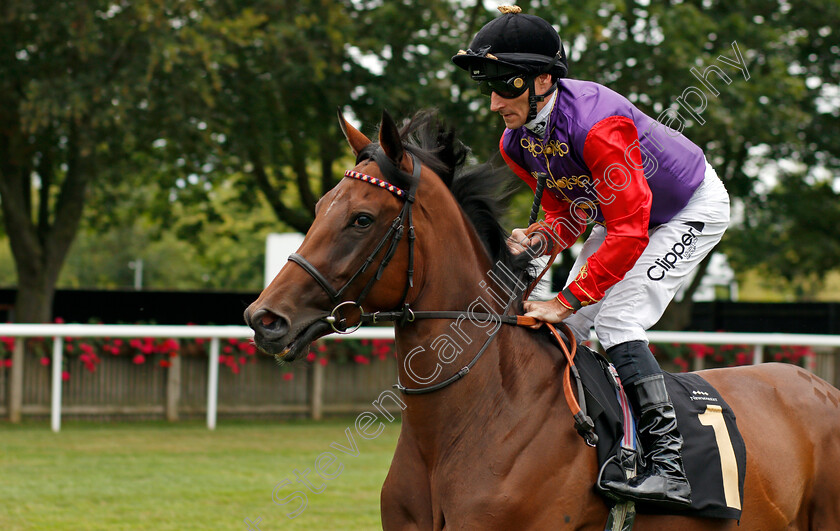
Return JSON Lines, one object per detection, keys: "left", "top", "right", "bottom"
{"left": 507, "top": 228, "right": 547, "bottom": 256}
{"left": 523, "top": 298, "right": 573, "bottom": 329}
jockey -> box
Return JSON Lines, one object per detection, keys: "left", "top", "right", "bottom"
{"left": 452, "top": 6, "right": 730, "bottom": 507}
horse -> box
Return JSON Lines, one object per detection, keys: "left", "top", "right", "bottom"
{"left": 244, "top": 110, "right": 840, "bottom": 530}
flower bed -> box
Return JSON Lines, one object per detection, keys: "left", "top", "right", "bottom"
{"left": 651, "top": 342, "right": 816, "bottom": 372}
{"left": 0, "top": 319, "right": 397, "bottom": 382}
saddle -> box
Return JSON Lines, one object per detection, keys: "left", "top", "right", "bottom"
{"left": 548, "top": 327, "right": 747, "bottom": 520}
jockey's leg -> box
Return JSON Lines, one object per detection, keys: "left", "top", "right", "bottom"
{"left": 581, "top": 163, "right": 729, "bottom": 505}
{"left": 600, "top": 341, "right": 691, "bottom": 507}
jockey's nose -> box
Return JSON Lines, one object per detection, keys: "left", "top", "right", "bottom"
{"left": 245, "top": 307, "right": 290, "bottom": 340}
{"left": 489, "top": 91, "right": 505, "bottom": 112}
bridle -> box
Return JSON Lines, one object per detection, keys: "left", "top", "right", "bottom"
{"left": 285, "top": 141, "right": 599, "bottom": 441}
{"left": 287, "top": 147, "right": 421, "bottom": 334}
{"left": 287, "top": 147, "right": 528, "bottom": 391}
{"left": 285, "top": 147, "right": 597, "bottom": 443}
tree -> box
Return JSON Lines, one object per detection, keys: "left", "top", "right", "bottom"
{"left": 721, "top": 0, "right": 840, "bottom": 299}
{"left": 516, "top": 0, "right": 840, "bottom": 326}
{"left": 93, "top": 0, "right": 840, "bottom": 315}
{"left": 0, "top": 0, "right": 261, "bottom": 321}
{"left": 144, "top": 0, "right": 481, "bottom": 236}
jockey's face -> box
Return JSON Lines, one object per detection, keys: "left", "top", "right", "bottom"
{"left": 489, "top": 73, "right": 554, "bottom": 129}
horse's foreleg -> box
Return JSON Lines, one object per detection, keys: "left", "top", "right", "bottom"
{"left": 381, "top": 435, "right": 437, "bottom": 531}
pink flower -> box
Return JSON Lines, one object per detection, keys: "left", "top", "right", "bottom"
{"left": 306, "top": 352, "right": 317, "bottom": 362}
{"left": 161, "top": 339, "right": 179, "bottom": 352}
{"left": 223, "top": 346, "right": 233, "bottom": 354}
{"left": 159, "top": 360, "right": 172, "bottom": 368}
{"left": 282, "top": 372, "right": 294, "bottom": 381}
{"left": 3, "top": 358, "right": 12, "bottom": 368}
{"left": 40, "top": 356, "right": 50, "bottom": 366}
{"left": 734, "top": 352, "right": 750, "bottom": 366}
{"left": 132, "top": 354, "right": 146, "bottom": 365}
{"left": 317, "top": 344, "right": 328, "bottom": 353}
{"left": 353, "top": 355, "right": 370, "bottom": 365}
{"left": 61, "top": 371, "right": 70, "bottom": 381}
{"left": 318, "top": 358, "right": 328, "bottom": 366}
{"left": 54, "top": 317, "right": 65, "bottom": 324}
{"left": 239, "top": 356, "right": 247, "bottom": 365}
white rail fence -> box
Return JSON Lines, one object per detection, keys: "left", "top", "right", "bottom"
{"left": 1, "top": 324, "right": 838, "bottom": 433}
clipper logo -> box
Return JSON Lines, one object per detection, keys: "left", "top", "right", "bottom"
{"left": 647, "top": 222, "right": 705, "bottom": 281}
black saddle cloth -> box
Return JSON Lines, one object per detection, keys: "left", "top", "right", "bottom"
{"left": 573, "top": 345, "right": 746, "bottom": 520}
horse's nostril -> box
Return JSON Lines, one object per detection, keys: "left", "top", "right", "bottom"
{"left": 250, "top": 308, "right": 290, "bottom": 337}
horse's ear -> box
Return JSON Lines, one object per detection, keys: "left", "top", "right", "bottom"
{"left": 337, "top": 107, "right": 371, "bottom": 156}
{"left": 378, "top": 110, "right": 404, "bottom": 164}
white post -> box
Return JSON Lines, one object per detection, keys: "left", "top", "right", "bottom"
{"left": 51, "top": 337, "right": 64, "bottom": 433}
{"left": 207, "top": 337, "right": 220, "bottom": 430}
{"left": 129, "top": 259, "right": 143, "bottom": 290}
{"left": 752, "top": 344, "right": 764, "bottom": 365}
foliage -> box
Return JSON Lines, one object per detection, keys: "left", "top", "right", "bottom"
{"left": 305, "top": 337, "right": 396, "bottom": 366}
{"left": 1, "top": 0, "right": 839, "bottom": 319}
{"left": 58, "top": 171, "right": 280, "bottom": 290}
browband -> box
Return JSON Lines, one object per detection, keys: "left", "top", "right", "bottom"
{"left": 344, "top": 169, "right": 408, "bottom": 200}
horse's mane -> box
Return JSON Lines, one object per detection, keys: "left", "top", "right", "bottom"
{"left": 358, "top": 110, "right": 535, "bottom": 293}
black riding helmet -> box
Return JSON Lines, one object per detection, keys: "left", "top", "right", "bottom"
{"left": 452, "top": 6, "right": 568, "bottom": 122}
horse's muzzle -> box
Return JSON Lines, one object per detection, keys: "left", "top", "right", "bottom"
{"left": 246, "top": 308, "right": 290, "bottom": 339}
{"left": 245, "top": 306, "right": 331, "bottom": 361}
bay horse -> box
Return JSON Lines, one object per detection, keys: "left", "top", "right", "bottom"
{"left": 244, "top": 110, "right": 840, "bottom": 530}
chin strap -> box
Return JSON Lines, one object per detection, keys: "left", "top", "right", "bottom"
{"left": 526, "top": 80, "right": 558, "bottom": 122}
{"left": 525, "top": 50, "right": 563, "bottom": 122}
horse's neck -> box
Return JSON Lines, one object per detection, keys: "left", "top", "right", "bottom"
{"left": 394, "top": 274, "right": 575, "bottom": 459}
{"left": 392, "top": 191, "right": 577, "bottom": 457}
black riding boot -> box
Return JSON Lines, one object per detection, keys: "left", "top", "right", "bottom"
{"left": 601, "top": 373, "right": 692, "bottom": 507}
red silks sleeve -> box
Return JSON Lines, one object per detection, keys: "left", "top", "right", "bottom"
{"left": 563, "top": 116, "right": 652, "bottom": 307}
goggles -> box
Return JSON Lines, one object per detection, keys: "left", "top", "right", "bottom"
{"left": 478, "top": 75, "right": 531, "bottom": 99}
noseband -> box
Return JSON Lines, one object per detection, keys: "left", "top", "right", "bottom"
{"left": 287, "top": 148, "right": 420, "bottom": 334}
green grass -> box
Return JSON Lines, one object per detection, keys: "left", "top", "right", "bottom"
{"left": 0, "top": 418, "right": 400, "bottom": 530}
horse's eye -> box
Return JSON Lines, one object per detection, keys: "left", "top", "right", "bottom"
{"left": 352, "top": 214, "right": 374, "bottom": 228}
